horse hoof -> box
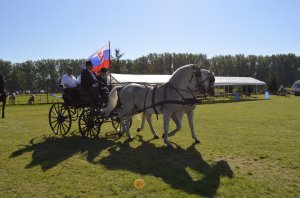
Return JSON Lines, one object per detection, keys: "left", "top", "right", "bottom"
{"left": 195, "top": 139, "right": 200, "bottom": 144}
{"left": 129, "top": 137, "right": 134, "bottom": 141}
{"left": 118, "top": 132, "right": 123, "bottom": 137}
{"left": 137, "top": 128, "right": 141, "bottom": 132}
{"left": 154, "top": 135, "right": 159, "bottom": 139}
{"left": 166, "top": 144, "right": 173, "bottom": 149}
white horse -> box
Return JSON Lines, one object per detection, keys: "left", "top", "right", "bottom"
{"left": 103, "top": 64, "right": 215, "bottom": 147}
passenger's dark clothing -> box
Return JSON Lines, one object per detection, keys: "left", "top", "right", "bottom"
{"left": 63, "top": 88, "right": 80, "bottom": 105}
{"left": 97, "top": 74, "right": 109, "bottom": 103}
{"left": 81, "top": 69, "right": 98, "bottom": 88}
{"left": 97, "top": 74, "right": 108, "bottom": 87}
{"left": 80, "top": 69, "right": 99, "bottom": 108}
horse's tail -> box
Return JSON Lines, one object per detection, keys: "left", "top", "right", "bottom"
{"left": 102, "top": 86, "right": 120, "bottom": 117}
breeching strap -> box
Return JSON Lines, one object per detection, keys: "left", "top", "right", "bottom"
{"left": 152, "top": 86, "right": 159, "bottom": 120}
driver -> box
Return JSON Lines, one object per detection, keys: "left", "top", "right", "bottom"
{"left": 80, "top": 61, "right": 100, "bottom": 109}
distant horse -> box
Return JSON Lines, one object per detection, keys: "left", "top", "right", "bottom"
{"left": 0, "top": 74, "right": 8, "bottom": 118}
{"left": 8, "top": 92, "right": 16, "bottom": 104}
{"left": 103, "top": 64, "right": 215, "bottom": 147}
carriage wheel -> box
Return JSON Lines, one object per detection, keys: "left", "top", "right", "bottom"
{"left": 111, "top": 114, "right": 132, "bottom": 132}
{"left": 78, "top": 110, "right": 102, "bottom": 139}
{"left": 49, "top": 103, "right": 72, "bottom": 136}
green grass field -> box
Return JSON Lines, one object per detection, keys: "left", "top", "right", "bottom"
{"left": 0, "top": 96, "right": 299, "bottom": 197}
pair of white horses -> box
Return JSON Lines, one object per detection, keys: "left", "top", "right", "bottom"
{"left": 103, "top": 64, "right": 215, "bottom": 147}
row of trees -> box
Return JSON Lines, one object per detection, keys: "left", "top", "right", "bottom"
{"left": 1, "top": 51, "right": 300, "bottom": 93}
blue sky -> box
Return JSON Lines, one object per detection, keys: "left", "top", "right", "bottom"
{"left": 1, "top": 0, "right": 300, "bottom": 63}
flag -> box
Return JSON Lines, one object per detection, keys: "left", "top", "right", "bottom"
{"left": 88, "top": 42, "right": 110, "bottom": 74}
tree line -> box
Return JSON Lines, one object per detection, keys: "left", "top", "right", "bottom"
{"left": 1, "top": 51, "right": 300, "bottom": 93}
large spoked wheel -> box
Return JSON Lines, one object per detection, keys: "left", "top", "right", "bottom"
{"left": 49, "top": 103, "right": 72, "bottom": 136}
{"left": 78, "top": 110, "right": 102, "bottom": 139}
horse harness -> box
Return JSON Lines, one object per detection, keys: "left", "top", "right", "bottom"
{"left": 123, "top": 68, "right": 214, "bottom": 118}
{"left": 141, "top": 83, "right": 199, "bottom": 120}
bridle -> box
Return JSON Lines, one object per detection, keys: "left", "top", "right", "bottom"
{"left": 192, "top": 68, "right": 215, "bottom": 91}
{"left": 160, "top": 66, "right": 215, "bottom": 105}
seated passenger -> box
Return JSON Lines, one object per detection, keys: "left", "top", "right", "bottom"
{"left": 97, "top": 68, "right": 110, "bottom": 105}
{"left": 61, "top": 67, "right": 79, "bottom": 104}
{"left": 80, "top": 61, "right": 100, "bottom": 109}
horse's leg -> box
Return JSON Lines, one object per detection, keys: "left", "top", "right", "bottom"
{"left": 163, "top": 112, "right": 172, "bottom": 147}
{"left": 168, "top": 112, "right": 183, "bottom": 137}
{"left": 119, "top": 111, "right": 134, "bottom": 141}
{"left": 119, "top": 116, "right": 126, "bottom": 137}
{"left": 145, "top": 114, "right": 159, "bottom": 139}
{"left": 136, "top": 113, "right": 146, "bottom": 132}
{"left": 2, "top": 100, "right": 6, "bottom": 118}
{"left": 187, "top": 110, "right": 200, "bottom": 143}
{"left": 124, "top": 116, "right": 133, "bottom": 141}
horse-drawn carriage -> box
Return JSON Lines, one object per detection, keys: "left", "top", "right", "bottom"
{"left": 48, "top": 64, "right": 215, "bottom": 147}
{"left": 48, "top": 88, "right": 132, "bottom": 139}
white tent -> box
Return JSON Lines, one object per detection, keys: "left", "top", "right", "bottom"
{"left": 214, "top": 77, "right": 265, "bottom": 86}
{"left": 110, "top": 73, "right": 171, "bottom": 84}
{"left": 110, "top": 73, "right": 265, "bottom": 86}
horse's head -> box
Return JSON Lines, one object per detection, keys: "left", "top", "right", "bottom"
{"left": 192, "top": 65, "right": 215, "bottom": 96}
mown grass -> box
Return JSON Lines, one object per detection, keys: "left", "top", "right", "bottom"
{"left": 0, "top": 96, "right": 299, "bottom": 197}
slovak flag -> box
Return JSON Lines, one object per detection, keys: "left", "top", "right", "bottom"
{"left": 88, "top": 42, "right": 110, "bottom": 74}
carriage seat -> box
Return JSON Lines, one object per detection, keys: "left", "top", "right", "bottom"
{"left": 62, "top": 87, "right": 91, "bottom": 107}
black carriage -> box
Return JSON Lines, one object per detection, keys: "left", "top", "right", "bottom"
{"left": 48, "top": 88, "right": 130, "bottom": 139}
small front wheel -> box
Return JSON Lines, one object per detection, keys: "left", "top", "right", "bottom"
{"left": 78, "top": 110, "right": 102, "bottom": 139}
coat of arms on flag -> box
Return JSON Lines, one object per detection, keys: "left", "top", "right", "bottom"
{"left": 88, "top": 42, "right": 110, "bottom": 74}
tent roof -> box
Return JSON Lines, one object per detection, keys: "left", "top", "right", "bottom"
{"left": 110, "top": 73, "right": 265, "bottom": 86}
{"left": 110, "top": 73, "right": 171, "bottom": 84}
{"left": 214, "top": 77, "right": 265, "bottom": 86}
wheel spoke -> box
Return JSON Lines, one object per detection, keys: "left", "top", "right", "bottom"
{"left": 62, "top": 108, "right": 67, "bottom": 116}
{"left": 52, "top": 122, "right": 59, "bottom": 131}
{"left": 50, "top": 115, "right": 58, "bottom": 120}
{"left": 58, "top": 123, "right": 63, "bottom": 135}
{"left": 60, "top": 124, "right": 67, "bottom": 135}
{"left": 50, "top": 119, "right": 58, "bottom": 124}
{"left": 90, "top": 127, "right": 97, "bottom": 137}
{"left": 50, "top": 111, "right": 58, "bottom": 117}
{"left": 81, "top": 125, "right": 87, "bottom": 131}
{"left": 53, "top": 105, "right": 59, "bottom": 114}
{"left": 62, "top": 122, "right": 69, "bottom": 129}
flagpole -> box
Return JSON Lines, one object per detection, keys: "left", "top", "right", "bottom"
{"left": 109, "top": 41, "right": 112, "bottom": 84}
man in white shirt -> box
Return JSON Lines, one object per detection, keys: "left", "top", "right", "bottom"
{"left": 61, "top": 67, "right": 79, "bottom": 105}
{"left": 61, "top": 67, "right": 77, "bottom": 89}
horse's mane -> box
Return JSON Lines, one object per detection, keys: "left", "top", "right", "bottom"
{"left": 168, "top": 64, "right": 194, "bottom": 86}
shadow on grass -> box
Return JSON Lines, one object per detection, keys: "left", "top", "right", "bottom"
{"left": 10, "top": 134, "right": 233, "bottom": 197}
{"left": 9, "top": 134, "right": 119, "bottom": 171}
